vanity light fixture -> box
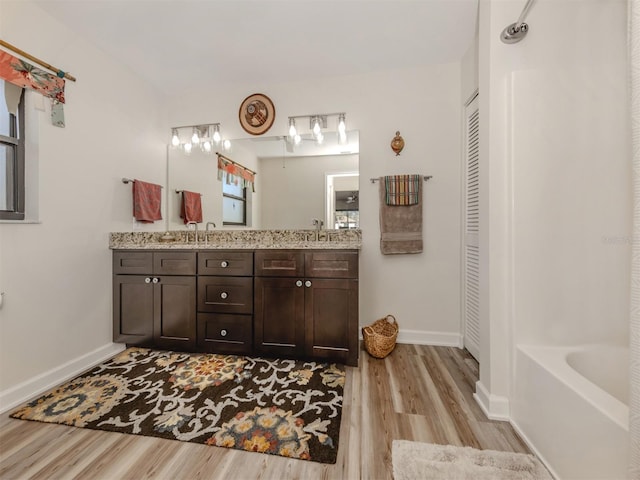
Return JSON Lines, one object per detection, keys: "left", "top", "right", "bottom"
{"left": 191, "top": 127, "right": 201, "bottom": 145}
{"left": 286, "top": 112, "right": 347, "bottom": 146}
{"left": 169, "top": 123, "right": 224, "bottom": 154}
{"left": 312, "top": 116, "right": 323, "bottom": 138}
{"left": 338, "top": 113, "right": 347, "bottom": 145}
{"left": 171, "top": 128, "right": 180, "bottom": 147}
{"left": 288, "top": 118, "right": 297, "bottom": 138}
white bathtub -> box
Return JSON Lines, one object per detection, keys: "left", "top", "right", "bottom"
{"left": 513, "top": 344, "right": 629, "bottom": 480}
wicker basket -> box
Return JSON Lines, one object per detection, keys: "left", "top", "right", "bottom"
{"left": 362, "top": 314, "right": 399, "bottom": 358}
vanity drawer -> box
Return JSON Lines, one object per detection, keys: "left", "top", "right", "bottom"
{"left": 198, "top": 251, "right": 253, "bottom": 276}
{"left": 113, "top": 251, "right": 153, "bottom": 274}
{"left": 198, "top": 277, "right": 253, "bottom": 314}
{"left": 255, "top": 251, "right": 304, "bottom": 277}
{"left": 153, "top": 252, "right": 197, "bottom": 275}
{"left": 197, "top": 313, "right": 252, "bottom": 354}
{"left": 305, "top": 251, "right": 358, "bottom": 279}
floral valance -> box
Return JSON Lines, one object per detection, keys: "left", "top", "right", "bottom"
{"left": 217, "top": 154, "right": 256, "bottom": 192}
{"left": 0, "top": 49, "right": 66, "bottom": 127}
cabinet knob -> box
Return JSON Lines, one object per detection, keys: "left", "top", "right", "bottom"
{"left": 305, "top": 280, "right": 312, "bottom": 288}
{"left": 221, "top": 261, "right": 229, "bottom": 268}
{"left": 220, "top": 329, "right": 227, "bottom": 337}
{"left": 220, "top": 292, "right": 228, "bottom": 299}
{"left": 152, "top": 277, "right": 160, "bottom": 284}
{"left": 145, "top": 277, "right": 151, "bottom": 283}
{"left": 296, "top": 280, "right": 303, "bottom": 287}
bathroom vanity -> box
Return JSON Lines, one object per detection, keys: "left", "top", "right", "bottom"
{"left": 110, "top": 230, "right": 360, "bottom": 366}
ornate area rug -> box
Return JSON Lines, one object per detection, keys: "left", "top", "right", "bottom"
{"left": 11, "top": 348, "right": 345, "bottom": 464}
{"left": 392, "top": 440, "right": 553, "bottom": 480}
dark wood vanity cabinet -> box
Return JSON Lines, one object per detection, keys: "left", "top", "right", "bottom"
{"left": 113, "top": 248, "right": 358, "bottom": 366}
{"left": 197, "top": 252, "right": 253, "bottom": 355}
{"left": 113, "top": 251, "right": 196, "bottom": 351}
{"left": 254, "top": 250, "right": 359, "bottom": 366}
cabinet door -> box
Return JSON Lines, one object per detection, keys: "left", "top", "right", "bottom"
{"left": 254, "top": 277, "right": 305, "bottom": 358}
{"left": 153, "top": 276, "right": 196, "bottom": 351}
{"left": 113, "top": 275, "right": 154, "bottom": 345}
{"left": 305, "top": 278, "right": 359, "bottom": 366}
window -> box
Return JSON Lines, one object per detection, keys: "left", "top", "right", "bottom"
{"left": 222, "top": 174, "right": 247, "bottom": 226}
{"left": 0, "top": 81, "right": 25, "bottom": 220}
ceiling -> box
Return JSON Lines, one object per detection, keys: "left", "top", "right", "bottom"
{"left": 32, "top": 0, "right": 478, "bottom": 96}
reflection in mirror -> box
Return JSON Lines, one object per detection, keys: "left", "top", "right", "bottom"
{"left": 167, "top": 131, "right": 359, "bottom": 230}
{"left": 325, "top": 172, "right": 359, "bottom": 229}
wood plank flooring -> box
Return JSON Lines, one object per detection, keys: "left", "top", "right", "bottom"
{"left": 0, "top": 344, "right": 530, "bottom": 479}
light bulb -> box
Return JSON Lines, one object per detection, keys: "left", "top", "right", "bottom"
{"left": 202, "top": 140, "right": 212, "bottom": 153}
{"left": 223, "top": 139, "right": 231, "bottom": 151}
{"left": 191, "top": 128, "right": 200, "bottom": 144}
{"left": 312, "top": 117, "right": 321, "bottom": 137}
{"left": 288, "top": 119, "right": 297, "bottom": 138}
{"left": 213, "top": 125, "right": 221, "bottom": 143}
{"left": 183, "top": 142, "right": 192, "bottom": 154}
{"left": 316, "top": 131, "right": 324, "bottom": 144}
{"left": 338, "top": 114, "right": 346, "bottom": 134}
{"left": 171, "top": 129, "right": 180, "bottom": 147}
{"left": 294, "top": 134, "right": 301, "bottom": 145}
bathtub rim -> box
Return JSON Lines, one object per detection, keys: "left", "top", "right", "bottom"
{"left": 516, "top": 344, "right": 629, "bottom": 432}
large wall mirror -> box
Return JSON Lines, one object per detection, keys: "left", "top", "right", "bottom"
{"left": 167, "top": 131, "right": 359, "bottom": 230}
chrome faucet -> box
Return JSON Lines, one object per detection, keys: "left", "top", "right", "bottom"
{"left": 205, "top": 222, "right": 216, "bottom": 246}
{"left": 186, "top": 221, "right": 199, "bottom": 245}
{"left": 310, "top": 219, "right": 323, "bottom": 241}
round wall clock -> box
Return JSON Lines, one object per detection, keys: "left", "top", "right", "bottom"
{"left": 238, "top": 93, "right": 276, "bottom": 135}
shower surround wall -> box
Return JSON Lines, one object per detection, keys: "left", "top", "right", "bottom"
{"left": 479, "top": 0, "right": 630, "bottom": 476}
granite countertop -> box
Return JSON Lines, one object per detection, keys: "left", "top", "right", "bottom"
{"left": 109, "top": 229, "right": 362, "bottom": 250}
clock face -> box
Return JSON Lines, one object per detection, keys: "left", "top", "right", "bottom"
{"left": 239, "top": 93, "right": 275, "bottom": 135}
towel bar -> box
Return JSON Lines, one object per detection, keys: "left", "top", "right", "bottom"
{"left": 370, "top": 175, "right": 432, "bottom": 183}
{"left": 122, "top": 178, "right": 164, "bottom": 188}
{"left": 175, "top": 190, "right": 203, "bottom": 196}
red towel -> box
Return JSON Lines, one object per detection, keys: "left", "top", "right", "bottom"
{"left": 180, "top": 191, "right": 203, "bottom": 224}
{"left": 132, "top": 180, "right": 162, "bottom": 223}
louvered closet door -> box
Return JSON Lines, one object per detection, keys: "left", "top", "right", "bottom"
{"left": 463, "top": 94, "right": 480, "bottom": 361}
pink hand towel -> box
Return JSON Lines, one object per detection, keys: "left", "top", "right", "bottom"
{"left": 132, "top": 180, "right": 162, "bottom": 223}
{"left": 180, "top": 191, "right": 203, "bottom": 224}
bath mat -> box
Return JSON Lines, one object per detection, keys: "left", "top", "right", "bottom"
{"left": 392, "top": 440, "right": 552, "bottom": 480}
{"left": 10, "top": 348, "right": 345, "bottom": 464}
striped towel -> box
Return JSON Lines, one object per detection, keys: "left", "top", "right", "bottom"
{"left": 383, "top": 175, "right": 421, "bottom": 206}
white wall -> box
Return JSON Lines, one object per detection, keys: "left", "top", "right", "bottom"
{"left": 0, "top": 2, "right": 166, "bottom": 401}
{"left": 167, "top": 63, "right": 463, "bottom": 342}
{"left": 477, "top": 0, "right": 629, "bottom": 418}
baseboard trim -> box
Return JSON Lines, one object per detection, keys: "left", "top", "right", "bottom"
{"left": 358, "top": 327, "right": 462, "bottom": 348}
{"left": 397, "top": 329, "right": 462, "bottom": 347}
{"left": 473, "top": 380, "right": 510, "bottom": 421}
{"left": 0, "top": 343, "right": 125, "bottom": 414}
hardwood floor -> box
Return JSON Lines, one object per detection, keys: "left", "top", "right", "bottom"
{"left": 0, "top": 344, "right": 530, "bottom": 479}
